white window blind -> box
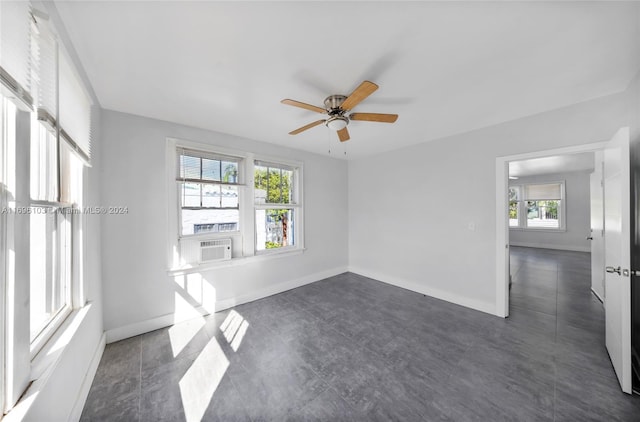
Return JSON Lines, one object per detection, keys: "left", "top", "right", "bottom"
{"left": 525, "top": 183, "right": 562, "bottom": 201}
{"left": 177, "top": 148, "right": 241, "bottom": 183}
{"left": 59, "top": 51, "right": 91, "bottom": 162}
{"left": 0, "top": 1, "right": 34, "bottom": 107}
{"left": 35, "top": 23, "right": 57, "bottom": 129}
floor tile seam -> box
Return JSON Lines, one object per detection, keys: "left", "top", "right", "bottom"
{"left": 322, "top": 312, "right": 419, "bottom": 365}
{"left": 137, "top": 339, "right": 143, "bottom": 422}
{"left": 281, "top": 364, "right": 333, "bottom": 417}
{"left": 553, "top": 258, "right": 559, "bottom": 422}
{"left": 139, "top": 347, "right": 207, "bottom": 376}
{"left": 224, "top": 367, "right": 256, "bottom": 422}
{"left": 322, "top": 384, "right": 368, "bottom": 419}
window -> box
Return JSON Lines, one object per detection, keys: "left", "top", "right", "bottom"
{"left": 29, "top": 120, "right": 85, "bottom": 347}
{"left": 509, "top": 182, "right": 564, "bottom": 230}
{"left": 254, "top": 160, "right": 300, "bottom": 252}
{"left": 29, "top": 205, "right": 71, "bottom": 341}
{"left": 170, "top": 143, "right": 304, "bottom": 267}
{"left": 509, "top": 186, "right": 520, "bottom": 227}
{"left": 0, "top": 93, "right": 17, "bottom": 414}
{"left": 27, "top": 17, "right": 91, "bottom": 352}
{"left": 0, "top": 2, "right": 92, "bottom": 411}
{"left": 177, "top": 148, "right": 242, "bottom": 236}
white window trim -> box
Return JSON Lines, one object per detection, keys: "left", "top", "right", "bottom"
{"left": 0, "top": 94, "right": 13, "bottom": 415}
{"left": 175, "top": 146, "right": 245, "bottom": 240}
{"left": 166, "top": 138, "right": 305, "bottom": 271}
{"left": 508, "top": 180, "right": 566, "bottom": 231}
{"left": 28, "top": 204, "right": 79, "bottom": 359}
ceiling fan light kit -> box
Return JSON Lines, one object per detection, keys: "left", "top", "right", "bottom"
{"left": 281, "top": 80, "right": 399, "bottom": 142}
{"left": 326, "top": 116, "right": 348, "bottom": 131}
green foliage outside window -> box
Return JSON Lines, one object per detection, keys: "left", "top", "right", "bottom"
{"left": 254, "top": 166, "right": 292, "bottom": 204}
{"left": 509, "top": 202, "right": 518, "bottom": 219}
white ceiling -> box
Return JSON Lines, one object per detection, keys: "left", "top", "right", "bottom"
{"left": 509, "top": 152, "right": 595, "bottom": 178}
{"left": 54, "top": 1, "right": 640, "bottom": 159}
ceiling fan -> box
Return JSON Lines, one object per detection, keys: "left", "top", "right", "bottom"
{"left": 281, "top": 80, "right": 398, "bottom": 142}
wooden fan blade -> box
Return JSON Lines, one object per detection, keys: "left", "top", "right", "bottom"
{"left": 340, "top": 81, "right": 379, "bottom": 111}
{"left": 337, "top": 127, "right": 350, "bottom": 142}
{"left": 281, "top": 99, "right": 326, "bottom": 114}
{"left": 289, "top": 119, "right": 325, "bottom": 135}
{"left": 349, "top": 113, "right": 398, "bottom": 123}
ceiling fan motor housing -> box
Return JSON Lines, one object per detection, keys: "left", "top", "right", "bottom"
{"left": 324, "top": 95, "right": 349, "bottom": 130}
{"left": 324, "top": 95, "right": 347, "bottom": 113}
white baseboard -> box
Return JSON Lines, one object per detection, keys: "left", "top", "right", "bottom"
{"left": 105, "top": 305, "right": 209, "bottom": 343}
{"left": 348, "top": 266, "right": 496, "bottom": 316}
{"left": 509, "top": 241, "right": 590, "bottom": 253}
{"left": 591, "top": 288, "right": 605, "bottom": 304}
{"left": 69, "top": 332, "right": 106, "bottom": 421}
{"left": 105, "top": 266, "right": 348, "bottom": 343}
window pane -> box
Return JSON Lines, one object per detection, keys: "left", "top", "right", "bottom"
{"left": 221, "top": 161, "right": 238, "bottom": 183}
{"left": 202, "top": 184, "right": 220, "bottom": 208}
{"left": 509, "top": 201, "right": 519, "bottom": 227}
{"left": 180, "top": 155, "right": 201, "bottom": 179}
{"left": 30, "top": 207, "right": 69, "bottom": 341}
{"left": 254, "top": 164, "right": 292, "bottom": 204}
{"left": 182, "top": 183, "right": 201, "bottom": 207}
{"left": 221, "top": 185, "right": 238, "bottom": 208}
{"left": 202, "top": 158, "right": 221, "bottom": 181}
{"left": 255, "top": 209, "right": 294, "bottom": 251}
{"left": 181, "top": 209, "right": 239, "bottom": 236}
{"left": 30, "top": 121, "right": 57, "bottom": 201}
{"left": 526, "top": 200, "right": 559, "bottom": 228}
{"left": 508, "top": 187, "right": 519, "bottom": 201}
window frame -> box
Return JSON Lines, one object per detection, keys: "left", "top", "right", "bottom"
{"left": 253, "top": 158, "right": 303, "bottom": 255}
{"left": 508, "top": 181, "right": 566, "bottom": 231}
{"left": 167, "top": 138, "right": 305, "bottom": 270}
{"left": 176, "top": 147, "right": 244, "bottom": 239}
{"left": 0, "top": 93, "right": 16, "bottom": 415}
{"left": 252, "top": 156, "right": 304, "bottom": 255}
{"left": 28, "top": 120, "right": 83, "bottom": 358}
{"left": 28, "top": 204, "right": 73, "bottom": 357}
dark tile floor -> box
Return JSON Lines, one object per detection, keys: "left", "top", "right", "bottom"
{"left": 81, "top": 247, "right": 640, "bottom": 421}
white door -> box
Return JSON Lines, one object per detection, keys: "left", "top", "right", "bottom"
{"left": 603, "top": 127, "right": 632, "bottom": 394}
{"left": 590, "top": 154, "right": 605, "bottom": 301}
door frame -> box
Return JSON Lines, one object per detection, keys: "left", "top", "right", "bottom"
{"left": 495, "top": 141, "right": 606, "bottom": 317}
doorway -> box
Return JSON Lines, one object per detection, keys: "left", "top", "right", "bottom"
{"left": 496, "top": 131, "right": 635, "bottom": 395}
{"left": 495, "top": 142, "right": 605, "bottom": 317}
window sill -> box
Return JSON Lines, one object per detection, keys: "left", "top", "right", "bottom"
{"left": 30, "top": 303, "right": 93, "bottom": 383}
{"left": 509, "top": 227, "right": 567, "bottom": 233}
{"left": 167, "top": 247, "right": 306, "bottom": 276}
{"left": 30, "top": 305, "right": 73, "bottom": 359}
{"left": 178, "top": 231, "right": 242, "bottom": 241}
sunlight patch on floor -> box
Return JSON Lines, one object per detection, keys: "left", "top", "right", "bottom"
{"left": 179, "top": 337, "right": 230, "bottom": 422}
{"left": 168, "top": 316, "right": 205, "bottom": 358}
{"left": 221, "top": 310, "right": 249, "bottom": 352}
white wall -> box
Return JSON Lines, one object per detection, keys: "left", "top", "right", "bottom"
{"left": 348, "top": 91, "right": 630, "bottom": 315}
{"left": 509, "top": 171, "right": 592, "bottom": 252}
{"left": 99, "top": 110, "right": 348, "bottom": 338}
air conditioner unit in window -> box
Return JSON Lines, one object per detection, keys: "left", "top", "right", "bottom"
{"left": 200, "top": 239, "right": 232, "bottom": 263}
